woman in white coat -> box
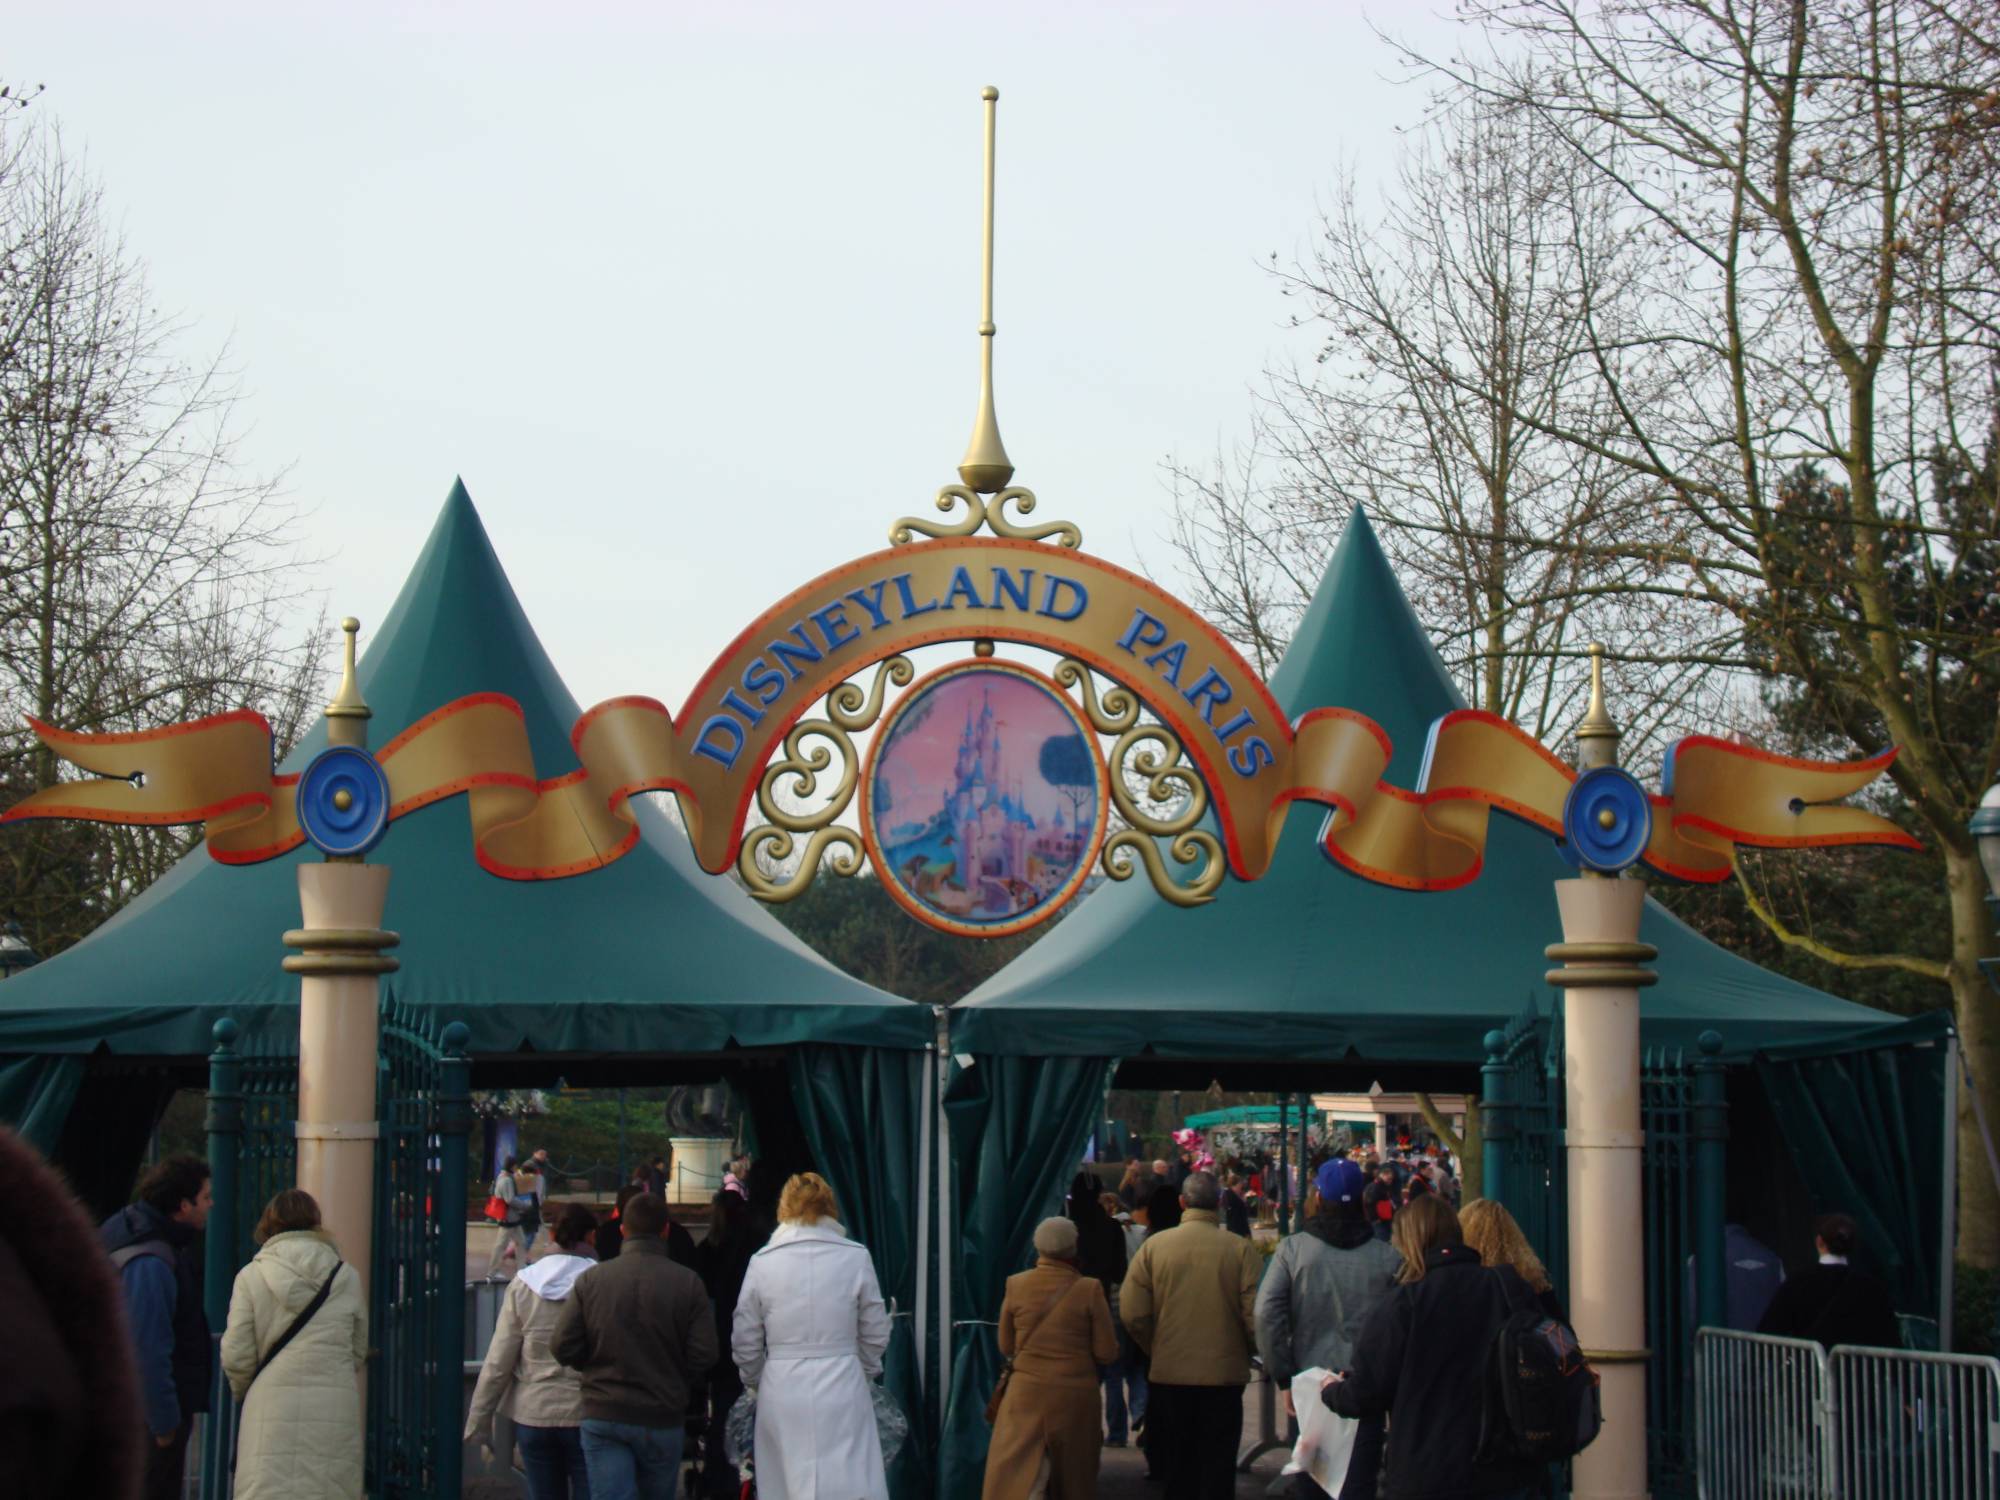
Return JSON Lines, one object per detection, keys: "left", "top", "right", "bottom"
{"left": 731, "top": 1172, "right": 891, "bottom": 1499}
{"left": 220, "top": 1189, "right": 368, "bottom": 1500}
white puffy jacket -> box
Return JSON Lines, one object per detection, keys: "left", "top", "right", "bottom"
{"left": 220, "top": 1229, "right": 367, "bottom": 1500}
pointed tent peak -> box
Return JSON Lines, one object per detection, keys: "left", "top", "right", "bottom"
{"left": 286, "top": 478, "right": 581, "bottom": 773}
{"left": 1265, "top": 506, "right": 1464, "bottom": 786}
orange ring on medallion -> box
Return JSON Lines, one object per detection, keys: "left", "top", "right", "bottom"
{"left": 859, "top": 657, "right": 1111, "bottom": 940}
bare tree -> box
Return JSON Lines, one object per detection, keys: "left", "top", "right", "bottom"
{"left": 1393, "top": 0, "right": 2000, "bottom": 1265}
{"left": 0, "top": 114, "right": 323, "bottom": 951}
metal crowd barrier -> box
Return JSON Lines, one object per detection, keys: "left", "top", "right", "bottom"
{"left": 1696, "top": 1328, "right": 2000, "bottom": 1499}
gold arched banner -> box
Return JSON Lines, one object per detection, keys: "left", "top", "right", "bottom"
{"left": 3, "top": 527, "right": 1919, "bottom": 895}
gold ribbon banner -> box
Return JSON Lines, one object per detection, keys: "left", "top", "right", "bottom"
{"left": 0, "top": 538, "right": 1920, "bottom": 886}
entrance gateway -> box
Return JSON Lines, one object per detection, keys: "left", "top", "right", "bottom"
{"left": 3, "top": 88, "right": 1921, "bottom": 1500}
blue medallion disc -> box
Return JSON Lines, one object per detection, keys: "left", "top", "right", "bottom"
{"left": 1562, "top": 765, "right": 1652, "bottom": 874}
{"left": 297, "top": 744, "right": 391, "bottom": 858}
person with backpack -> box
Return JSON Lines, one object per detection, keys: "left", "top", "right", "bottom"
{"left": 486, "top": 1156, "right": 536, "bottom": 1278}
{"left": 220, "top": 1189, "right": 368, "bottom": 1500}
{"left": 1322, "top": 1195, "right": 1592, "bottom": 1500}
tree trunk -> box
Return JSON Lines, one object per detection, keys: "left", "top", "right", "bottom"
{"left": 1947, "top": 847, "right": 2000, "bottom": 1271}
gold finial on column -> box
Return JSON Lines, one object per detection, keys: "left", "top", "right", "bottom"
{"left": 958, "top": 85, "right": 1015, "bottom": 495}
{"left": 1575, "top": 642, "right": 1620, "bottom": 771}
{"left": 325, "top": 616, "right": 372, "bottom": 748}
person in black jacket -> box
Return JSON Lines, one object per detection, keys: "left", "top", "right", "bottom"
{"left": 1361, "top": 1164, "right": 1399, "bottom": 1243}
{"left": 1757, "top": 1212, "right": 1901, "bottom": 1351}
{"left": 1322, "top": 1195, "right": 1542, "bottom": 1500}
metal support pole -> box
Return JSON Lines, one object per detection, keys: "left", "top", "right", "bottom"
{"left": 1295, "top": 1092, "right": 1310, "bottom": 1234}
{"left": 616, "top": 1086, "right": 629, "bottom": 1187}
{"left": 202, "top": 1018, "right": 243, "bottom": 1500}
{"left": 1481, "top": 1028, "right": 1511, "bottom": 1212}
{"left": 1692, "top": 1030, "right": 1728, "bottom": 1333}
{"left": 435, "top": 1021, "right": 472, "bottom": 1500}
{"left": 1277, "top": 1092, "right": 1290, "bottom": 1236}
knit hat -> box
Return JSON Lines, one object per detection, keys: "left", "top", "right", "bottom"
{"left": 1315, "top": 1157, "right": 1366, "bottom": 1205}
{"left": 1033, "top": 1216, "right": 1080, "bottom": 1257}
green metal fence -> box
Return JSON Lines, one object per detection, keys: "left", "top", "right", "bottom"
{"left": 202, "top": 1002, "right": 469, "bottom": 1500}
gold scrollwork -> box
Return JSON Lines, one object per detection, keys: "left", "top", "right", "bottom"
{"left": 1052, "top": 666, "right": 1224, "bottom": 908}
{"left": 889, "top": 485, "right": 1083, "bottom": 550}
{"left": 737, "top": 656, "right": 911, "bottom": 902}
{"left": 1102, "top": 828, "right": 1226, "bottom": 908}
{"left": 1053, "top": 659, "right": 1139, "bottom": 734}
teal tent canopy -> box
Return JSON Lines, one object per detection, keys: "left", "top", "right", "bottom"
{"left": 952, "top": 509, "right": 1900, "bottom": 1063}
{"left": 1182, "top": 1104, "right": 1282, "bottom": 1129}
{"left": 0, "top": 480, "right": 931, "bottom": 1060}
{"left": 0, "top": 480, "right": 938, "bottom": 1491}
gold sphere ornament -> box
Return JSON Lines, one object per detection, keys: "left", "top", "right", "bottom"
{"left": 333, "top": 788, "right": 355, "bottom": 812}
{"left": 1597, "top": 806, "right": 1617, "bottom": 830}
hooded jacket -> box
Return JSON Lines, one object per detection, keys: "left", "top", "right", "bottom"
{"left": 220, "top": 1229, "right": 368, "bottom": 1500}
{"left": 465, "top": 1251, "right": 596, "bottom": 1438}
{"left": 1255, "top": 1210, "right": 1401, "bottom": 1384}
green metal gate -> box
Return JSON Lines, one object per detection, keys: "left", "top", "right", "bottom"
{"left": 1487, "top": 999, "right": 1700, "bottom": 1499}
{"left": 202, "top": 1004, "right": 469, "bottom": 1500}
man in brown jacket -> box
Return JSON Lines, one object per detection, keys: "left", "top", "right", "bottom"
{"left": 1120, "top": 1170, "right": 1262, "bottom": 1500}
{"left": 554, "top": 1192, "right": 717, "bottom": 1497}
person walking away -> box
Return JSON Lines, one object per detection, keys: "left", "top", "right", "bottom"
{"left": 524, "top": 1149, "right": 556, "bottom": 1252}
{"left": 1361, "top": 1164, "right": 1398, "bottom": 1243}
{"left": 466, "top": 1203, "right": 600, "bottom": 1500}
{"left": 982, "top": 1218, "right": 1118, "bottom": 1500}
{"left": 643, "top": 1155, "right": 669, "bottom": 1201}
{"left": 100, "top": 1154, "right": 213, "bottom": 1500}
{"left": 5, "top": 1126, "right": 146, "bottom": 1500}
{"left": 1757, "top": 1212, "right": 1901, "bottom": 1350}
{"left": 1257, "top": 1162, "right": 1399, "bottom": 1500}
{"left": 1680, "top": 1222, "right": 1785, "bottom": 1336}
{"left": 220, "top": 1190, "right": 368, "bottom": 1500}
{"left": 1119, "top": 1170, "right": 1262, "bottom": 1500}
{"left": 1066, "top": 1172, "right": 1131, "bottom": 1447}
{"left": 554, "top": 1192, "right": 715, "bottom": 1499}
{"left": 731, "top": 1172, "right": 891, "bottom": 1500}
{"left": 487, "top": 1156, "right": 535, "bottom": 1278}
{"left": 694, "top": 1191, "right": 759, "bottom": 1499}
{"left": 1219, "top": 1173, "right": 1252, "bottom": 1237}
{"left": 1459, "top": 1199, "right": 1563, "bottom": 1319}
{"left": 1321, "top": 1195, "right": 1543, "bottom": 1500}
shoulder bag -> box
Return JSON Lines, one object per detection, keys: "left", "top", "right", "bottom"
{"left": 984, "top": 1276, "right": 1087, "bottom": 1424}
{"left": 247, "top": 1261, "right": 344, "bottom": 1393}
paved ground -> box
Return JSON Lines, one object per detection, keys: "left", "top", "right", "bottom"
{"left": 462, "top": 1385, "right": 1297, "bottom": 1498}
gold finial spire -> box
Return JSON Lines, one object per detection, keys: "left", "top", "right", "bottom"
{"left": 958, "top": 85, "right": 1015, "bottom": 494}
{"left": 1575, "top": 642, "right": 1620, "bottom": 770}
{"left": 325, "top": 616, "right": 371, "bottom": 748}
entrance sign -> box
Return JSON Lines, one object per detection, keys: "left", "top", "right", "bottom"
{"left": 0, "top": 90, "right": 1920, "bottom": 939}
{"left": 862, "top": 659, "right": 1107, "bottom": 937}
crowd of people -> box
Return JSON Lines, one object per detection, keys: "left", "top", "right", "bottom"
{"left": 0, "top": 1117, "right": 1913, "bottom": 1500}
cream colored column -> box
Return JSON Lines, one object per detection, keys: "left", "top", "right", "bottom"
{"left": 282, "top": 615, "right": 396, "bottom": 1307}
{"left": 286, "top": 864, "right": 396, "bottom": 1304}
{"left": 1550, "top": 876, "right": 1655, "bottom": 1500}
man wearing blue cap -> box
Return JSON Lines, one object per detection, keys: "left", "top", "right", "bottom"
{"left": 1257, "top": 1154, "right": 1400, "bottom": 1498}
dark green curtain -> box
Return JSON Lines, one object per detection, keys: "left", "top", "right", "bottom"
{"left": 1756, "top": 1014, "right": 1951, "bottom": 1322}
{"left": 0, "top": 1054, "right": 85, "bottom": 1154}
{"left": 789, "top": 1044, "right": 932, "bottom": 1500}
{"left": 935, "top": 1053, "right": 1113, "bottom": 1498}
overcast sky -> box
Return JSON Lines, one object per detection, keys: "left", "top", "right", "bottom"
{"left": 12, "top": 1, "right": 1464, "bottom": 724}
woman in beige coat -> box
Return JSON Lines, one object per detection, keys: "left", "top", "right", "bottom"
{"left": 220, "top": 1189, "right": 368, "bottom": 1500}
{"left": 465, "top": 1202, "right": 599, "bottom": 1499}
{"left": 982, "top": 1217, "right": 1118, "bottom": 1500}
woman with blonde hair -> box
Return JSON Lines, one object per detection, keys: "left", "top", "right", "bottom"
{"left": 1322, "top": 1195, "right": 1542, "bottom": 1499}
{"left": 731, "top": 1171, "right": 891, "bottom": 1499}
{"left": 1459, "top": 1198, "right": 1564, "bottom": 1319}
{"left": 219, "top": 1189, "right": 368, "bottom": 1500}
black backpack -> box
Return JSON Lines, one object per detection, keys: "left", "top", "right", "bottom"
{"left": 1477, "top": 1273, "right": 1602, "bottom": 1464}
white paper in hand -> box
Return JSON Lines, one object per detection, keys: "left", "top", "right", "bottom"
{"left": 1279, "top": 1367, "right": 1359, "bottom": 1494}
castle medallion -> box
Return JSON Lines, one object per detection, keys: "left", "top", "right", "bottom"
{"left": 861, "top": 660, "right": 1108, "bottom": 937}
